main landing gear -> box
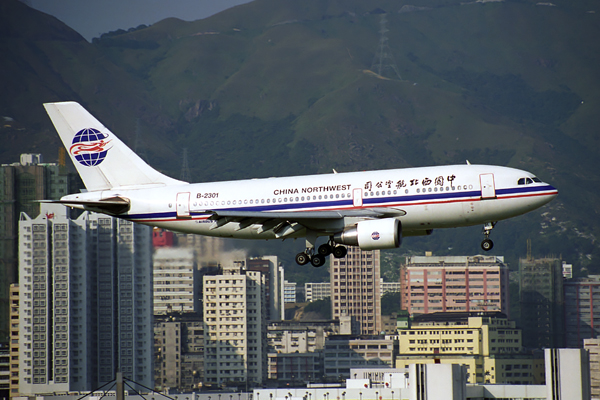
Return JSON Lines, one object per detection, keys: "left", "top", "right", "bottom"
{"left": 296, "top": 234, "right": 348, "bottom": 267}
{"left": 481, "top": 222, "right": 496, "bottom": 251}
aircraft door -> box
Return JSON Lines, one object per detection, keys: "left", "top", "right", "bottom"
{"left": 480, "top": 174, "right": 496, "bottom": 199}
{"left": 176, "top": 192, "right": 191, "bottom": 218}
{"left": 353, "top": 188, "right": 363, "bottom": 207}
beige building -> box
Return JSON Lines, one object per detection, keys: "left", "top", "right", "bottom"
{"left": 401, "top": 254, "right": 509, "bottom": 316}
{"left": 203, "top": 262, "right": 266, "bottom": 387}
{"left": 395, "top": 312, "right": 543, "bottom": 385}
{"left": 330, "top": 247, "right": 382, "bottom": 335}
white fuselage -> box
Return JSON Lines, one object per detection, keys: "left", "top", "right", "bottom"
{"left": 63, "top": 164, "right": 558, "bottom": 240}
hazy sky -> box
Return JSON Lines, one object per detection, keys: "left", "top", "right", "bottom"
{"left": 28, "top": 0, "right": 253, "bottom": 41}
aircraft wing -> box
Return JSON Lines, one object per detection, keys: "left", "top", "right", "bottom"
{"left": 196, "top": 208, "right": 406, "bottom": 220}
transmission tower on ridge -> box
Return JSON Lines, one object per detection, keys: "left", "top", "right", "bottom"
{"left": 371, "top": 13, "right": 402, "bottom": 80}
{"left": 180, "top": 148, "right": 191, "bottom": 182}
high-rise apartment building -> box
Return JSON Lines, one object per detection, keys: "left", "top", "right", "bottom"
{"left": 18, "top": 204, "right": 152, "bottom": 394}
{"left": 330, "top": 247, "right": 382, "bottom": 335}
{"left": 564, "top": 275, "right": 600, "bottom": 348}
{"left": 154, "top": 314, "right": 204, "bottom": 392}
{"left": 203, "top": 262, "right": 266, "bottom": 387}
{"left": 400, "top": 254, "right": 509, "bottom": 316}
{"left": 9, "top": 284, "right": 19, "bottom": 398}
{"left": 519, "top": 257, "right": 565, "bottom": 349}
{"left": 246, "top": 256, "right": 283, "bottom": 321}
{"left": 0, "top": 154, "right": 73, "bottom": 342}
{"left": 153, "top": 247, "right": 198, "bottom": 315}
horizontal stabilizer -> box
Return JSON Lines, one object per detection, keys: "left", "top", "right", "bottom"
{"left": 40, "top": 196, "right": 131, "bottom": 215}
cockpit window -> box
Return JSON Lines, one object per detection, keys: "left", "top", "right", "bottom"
{"left": 532, "top": 177, "right": 542, "bottom": 183}
{"left": 518, "top": 177, "right": 537, "bottom": 185}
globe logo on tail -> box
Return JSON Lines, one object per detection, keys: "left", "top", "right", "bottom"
{"left": 70, "top": 128, "right": 111, "bottom": 166}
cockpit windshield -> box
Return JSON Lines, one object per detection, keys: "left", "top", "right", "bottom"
{"left": 518, "top": 177, "right": 542, "bottom": 185}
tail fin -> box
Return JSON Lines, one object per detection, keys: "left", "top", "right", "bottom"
{"left": 44, "top": 102, "right": 185, "bottom": 191}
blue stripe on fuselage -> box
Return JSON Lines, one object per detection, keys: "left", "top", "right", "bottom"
{"left": 125, "top": 184, "right": 556, "bottom": 221}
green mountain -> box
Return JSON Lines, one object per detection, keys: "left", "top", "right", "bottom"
{"left": 1, "top": 0, "right": 599, "bottom": 272}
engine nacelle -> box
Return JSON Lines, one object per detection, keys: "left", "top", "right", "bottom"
{"left": 333, "top": 218, "right": 402, "bottom": 250}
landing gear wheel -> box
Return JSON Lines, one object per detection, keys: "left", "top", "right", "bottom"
{"left": 481, "top": 238, "right": 494, "bottom": 251}
{"left": 310, "top": 254, "right": 326, "bottom": 268}
{"left": 295, "top": 252, "right": 310, "bottom": 265}
{"left": 332, "top": 245, "right": 347, "bottom": 258}
{"left": 318, "top": 243, "right": 333, "bottom": 256}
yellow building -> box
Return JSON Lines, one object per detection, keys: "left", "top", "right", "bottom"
{"left": 394, "top": 312, "right": 544, "bottom": 384}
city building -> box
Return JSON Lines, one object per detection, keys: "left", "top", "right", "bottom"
{"left": 284, "top": 280, "right": 297, "bottom": 303}
{"left": 584, "top": 337, "right": 600, "bottom": 399}
{"left": 400, "top": 254, "right": 509, "bottom": 316}
{"left": 267, "top": 320, "right": 337, "bottom": 354}
{"left": 0, "top": 342, "right": 8, "bottom": 400}
{"left": 0, "top": 154, "right": 73, "bottom": 342}
{"left": 545, "top": 348, "right": 591, "bottom": 400}
{"left": 395, "top": 312, "right": 543, "bottom": 385}
{"left": 380, "top": 279, "right": 401, "bottom": 296}
{"left": 266, "top": 320, "right": 338, "bottom": 384}
{"left": 305, "top": 282, "right": 331, "bottom": 303}
{"left": 153, "top": 247, "right": 199, "bottom": 315}
{"left": 152, "top": 229, "right": 174, "bottom": 247}
{"left": 9, "top": 283, "right": 19, "bottom": 398}
{"left": 330, "top": 247, "right": 382, "bottom": 335}
{"left": 519, "top": 257, "right": 565, "bottom": 349}
{"left": 154, "top": 314, "right": 204, "bottom": 392}
{"left": 203, "top": 262, "right": 267, "bottom": 388}
{"left": 322, "top": 335, "right": 396, "bottom": 380}
{"left": 18, "top": 204, "right": 153, "bottom": 394}
{"left": 564, "top": 275, "right": 600, "bottom": 348}
{"left": 246, "top": 256, "right": 284, "bottom": 321}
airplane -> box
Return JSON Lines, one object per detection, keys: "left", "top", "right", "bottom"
{"left": 44, "top": 101, "right": 558, "bottom": 267}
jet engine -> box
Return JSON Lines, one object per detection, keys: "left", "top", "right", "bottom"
{"left": 333, "top": 218, "right": 402, "bottom": 250}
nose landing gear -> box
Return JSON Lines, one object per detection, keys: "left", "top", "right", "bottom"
{"left": 481, "top": 222, "right": 496, "bottom": 251}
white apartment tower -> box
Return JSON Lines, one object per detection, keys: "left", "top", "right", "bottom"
{"left": 18, "top": 204, "right": 152, "bottom": 394}
{"left": 203, "top": 262, "right": 266, "bottom": 387}
{"left": 153, "top": 247, "right": 198, "bottom": 315}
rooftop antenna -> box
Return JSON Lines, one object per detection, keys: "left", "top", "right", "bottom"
{"left": 527, "top": 238, "right": 532, "bottom": 261}
{"left": 371, "top": 13, "right": 402, "bottom": 80}
{"left": 180, "top": 148, "right": 191, "bottom": 182}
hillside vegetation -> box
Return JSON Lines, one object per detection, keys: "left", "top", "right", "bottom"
{"left": 1, "top": 0, "right": 599, "bottom": 271}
